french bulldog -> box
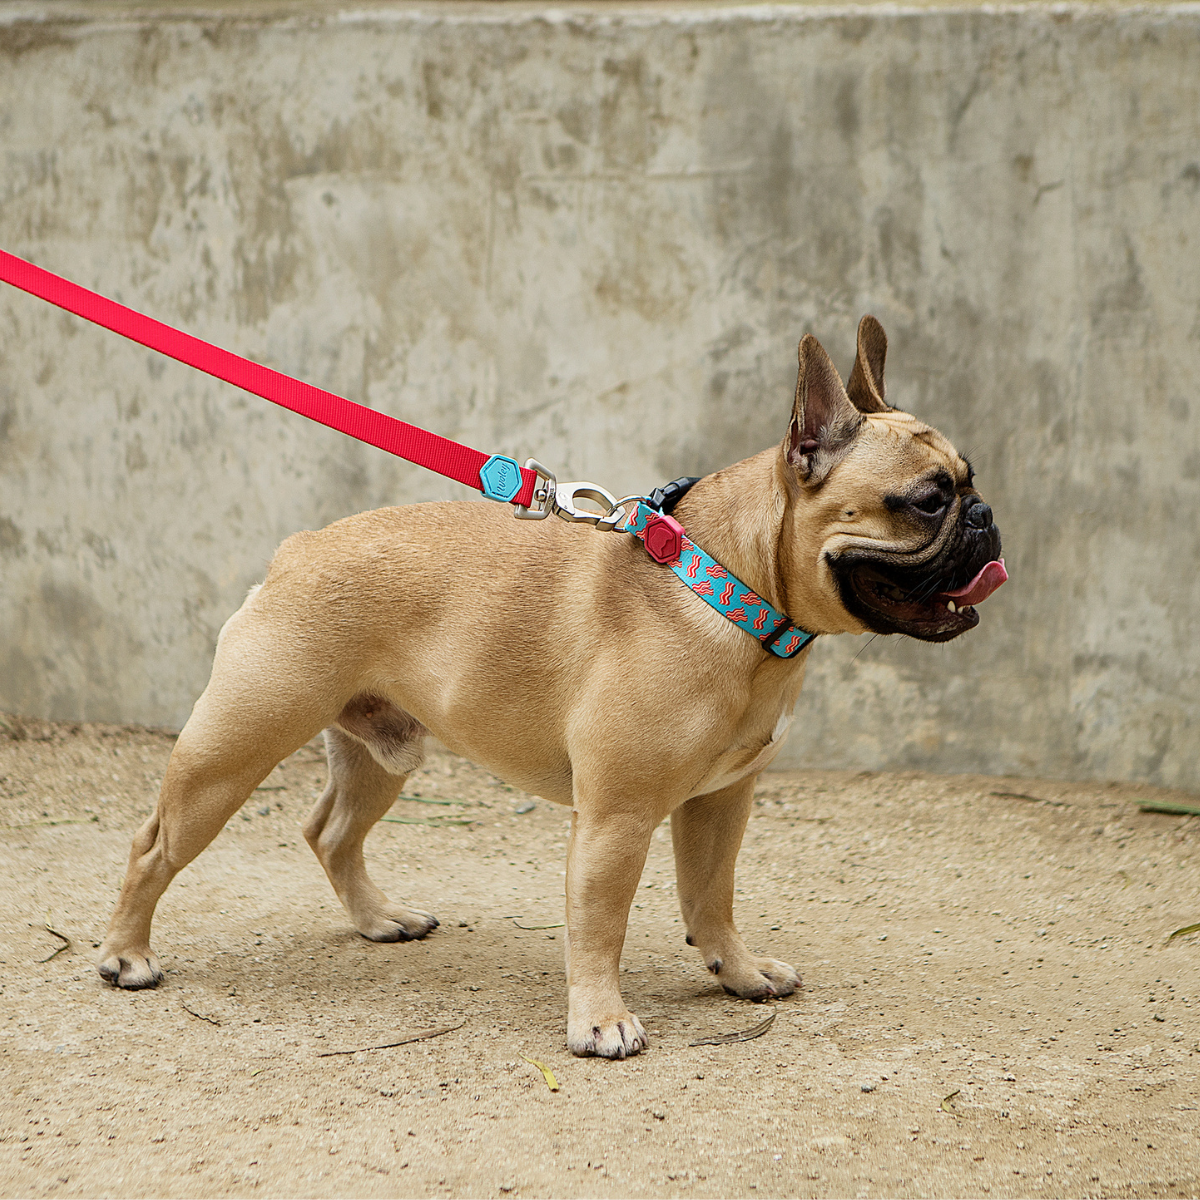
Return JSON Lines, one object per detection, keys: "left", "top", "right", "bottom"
{"left": 97, "top": 317, "right": 1004, "bottom": 1058}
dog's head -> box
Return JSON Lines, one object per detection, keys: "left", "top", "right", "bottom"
{"left": 780, "top": 317, "right": 1004, "bottom": 642}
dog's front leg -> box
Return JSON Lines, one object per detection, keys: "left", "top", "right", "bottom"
{"left": 672, "top": 778, "right": 800, "bottom": 999}
{"left": 564, "top": 805, "right": 658, "bottom": 1058}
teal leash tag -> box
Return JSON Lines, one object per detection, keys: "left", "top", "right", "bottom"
{"left": 479, "top": 454, "right": 523, "bottom": 503}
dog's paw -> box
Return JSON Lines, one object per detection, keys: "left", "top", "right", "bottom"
{"left": 712, "top": 955, "right": 800, "bottom": 1001}
{"left": 355, "top": 906, "right": 439, "bottom": 943}
{"left": 567, "top": 1011, "right": 649, "bottom": 1059}
{"left": 97, "top": 946, "right": 164, "bottom": 990}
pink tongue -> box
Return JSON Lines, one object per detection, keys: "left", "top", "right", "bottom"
{"left": 940, "top": 559, "right": 1008, "bottom": 606}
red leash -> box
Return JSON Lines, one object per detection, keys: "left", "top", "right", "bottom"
{"left": 0, "top": 248, "right": 537, "bottom": 508}
{"left": 0, "top": 247, "right": 836, "bottom": 655}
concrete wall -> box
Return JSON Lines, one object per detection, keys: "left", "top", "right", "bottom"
{"left": 1, "top": 1, "right": 1198, "bottom": 790}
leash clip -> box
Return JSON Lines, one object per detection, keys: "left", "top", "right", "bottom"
{"left": 513, "top": 458, "right": 558, "bottom": 520}
{"left": 514, "top": 458, "right": 630, "bottom": 530}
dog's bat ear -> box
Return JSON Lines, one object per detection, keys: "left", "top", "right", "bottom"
{"left": 785, "top": 333, "right": 863, "bottom": 484}
{"left": 846, "top": 315, "right": 889, "bottom": 414}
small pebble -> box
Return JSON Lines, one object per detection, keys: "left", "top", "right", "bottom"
{"left": 861, "top": 1082, "right": 877, "bottom": 1093}
{"left": 514, "top": 800, "right": 536, "bottom": 814}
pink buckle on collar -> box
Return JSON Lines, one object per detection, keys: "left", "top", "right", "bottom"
{"left": 642, "top": 514, "right": 685, "bottom": 564}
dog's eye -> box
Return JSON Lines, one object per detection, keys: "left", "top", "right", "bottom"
{"left": 913, "top": 495, "right": 945, "bottom": 515}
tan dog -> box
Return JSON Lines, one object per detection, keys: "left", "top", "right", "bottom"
{"left": 97, "top": 318, "right": 1003, "bottom": 1058}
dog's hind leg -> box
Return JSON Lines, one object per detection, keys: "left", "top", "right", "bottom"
{"left": 97, "top": 681, "right": 329, "bottom": 989}
{"left": 672, "top": 777, "right": 800, "bottom": 1000}
{"left": 302, "top": 702, "right": 438, "bottom": 943}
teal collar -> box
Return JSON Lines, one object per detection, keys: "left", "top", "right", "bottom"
{"left": 622, "top": 500, "right": 816, "bottom": 660}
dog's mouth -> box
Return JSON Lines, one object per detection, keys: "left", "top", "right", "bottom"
{"left": 845, "top": 558, "right": 1007, "bottom": 642}
{"left": 831, "top": 502, "right": 1006, "bottom": 642}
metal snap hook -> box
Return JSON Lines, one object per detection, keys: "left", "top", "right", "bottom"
{"left": 552, "top": 480, "right": 624, "bottom": 525}
{"left": 513, "top": 458, "right": 634, "bottom": 530}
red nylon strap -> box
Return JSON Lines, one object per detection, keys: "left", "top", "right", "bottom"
{"left": 0, "top": 248, "right": 537, "bottom": 508}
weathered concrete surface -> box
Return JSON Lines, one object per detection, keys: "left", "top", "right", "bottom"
{"left": 0, "top": 2, "right": 1198, "bottom": 789}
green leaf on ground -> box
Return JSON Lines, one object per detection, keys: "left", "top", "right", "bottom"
{"left": 1166, "top": 922, "right": 1200, "bottom": 943}
{"left": 1140, "top": 802, "right": 1200, "bottom": 817}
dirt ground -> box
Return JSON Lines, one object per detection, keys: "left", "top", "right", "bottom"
{"left": 1, "top": 715, "right": 1198, "bottom": 1200}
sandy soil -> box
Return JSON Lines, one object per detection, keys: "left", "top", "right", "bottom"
{"left": 1, "top": 713, "right": 1198, "bottom": 1199}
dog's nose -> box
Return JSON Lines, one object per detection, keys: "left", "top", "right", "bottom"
{"left": 964, "top": 497, "right": 993, "bottom": 529}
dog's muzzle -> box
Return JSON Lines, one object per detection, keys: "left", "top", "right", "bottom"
{"left": 830, "top": 496, "right": 1004, "bottom": 642}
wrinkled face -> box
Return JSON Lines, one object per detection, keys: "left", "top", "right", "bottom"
{"left": 783, "top": 320, "right": 1005, "bottom": 642}
{"left": 820, "top": 412, "right": 1003, "bottom": 642}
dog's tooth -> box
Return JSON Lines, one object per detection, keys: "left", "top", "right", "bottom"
{"left": 947, "top": 599, "right": 958, "bottom": 613}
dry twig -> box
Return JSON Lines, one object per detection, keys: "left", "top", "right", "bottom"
{"left": 990, "top": 791, "right": 1066, "bottom": 807}
{"left": 36, "top": 925, "right": 70, "bottom": 964}
{"left": 381, "top": 815, "right": 474, "bottom": 827}
{"left": 181, "top": 1001, "right": 222, "bottom": 1026}
{"left": 689, "top": 1009, "right": 775, "bottom": 1046}
{"left": 317, "top": 1020, "right": 464, "bottom": 1057}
